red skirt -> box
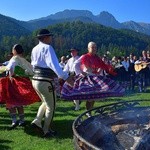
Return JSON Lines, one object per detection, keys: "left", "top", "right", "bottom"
{"left": 0, "top": 77, "right": 40, "bottom": 108}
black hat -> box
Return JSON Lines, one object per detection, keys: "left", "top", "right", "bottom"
{"left": 37, "top": 29, "right": 53, "bottom": 37}
{"left": 68, "top": 48, "right": 79, "bottom": 52}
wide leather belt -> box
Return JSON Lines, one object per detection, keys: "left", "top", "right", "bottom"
{"left": 33, "top": 66, "right": 56, "bottom": 78}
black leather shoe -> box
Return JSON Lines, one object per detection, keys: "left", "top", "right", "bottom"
{"left": 31, "top": 123, "right": 44, "bottom": 136}
{"left": 43, "top": 130, "right": 57, "bottom": 138}
{"left": 49, "top": 130, "right": 57, "bottom": 136}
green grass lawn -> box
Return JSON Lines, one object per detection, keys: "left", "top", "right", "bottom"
{"left": 0, "top": 89, "right": 150, "bottom": 150}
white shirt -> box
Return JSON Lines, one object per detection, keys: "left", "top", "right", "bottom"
{"left": 6, "top": 57, "right": 16, "bottom": 76}
{"left": 59, "top": 62, "right": 66, "bottom": 69}
{"left": 63, "top": 56, "right": 80, "bottom": 74}
{"left": 135, "top": 60, "right": 141, "bottom": 65}
{"left": 73, "top": 56, "right": 82, "bottom": 75}
{"left": 31, "top": 41, "right": 68, "bottom": 80}
{"left": 3, "top": 61, "right": 9, "bottom": 66}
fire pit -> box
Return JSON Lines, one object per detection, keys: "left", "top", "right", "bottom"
{"left": 73, "top": 100, "right": 150, "bottom": 150}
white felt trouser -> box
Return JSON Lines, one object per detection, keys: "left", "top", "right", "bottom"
{"left": 31, "top": 77, "right": 56, "bottom": 134}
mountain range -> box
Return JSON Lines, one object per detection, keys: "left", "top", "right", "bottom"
{"left": 0, "top": 9, "right": 150, "bottom": 37}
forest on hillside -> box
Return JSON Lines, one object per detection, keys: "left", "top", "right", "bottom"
{"left": 0, "top": 21, "right": 150, "bottom": 62}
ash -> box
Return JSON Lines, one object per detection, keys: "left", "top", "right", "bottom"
{"left": 117, "top": 124, "right": 150, "bottom": 150}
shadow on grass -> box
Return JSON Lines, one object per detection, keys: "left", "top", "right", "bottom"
{"left": 24, "top": 119, "right": 74, "bottom": 139}
{"left": 144, "top": 89, "right": 150, "bottom": 93}
{"left": 0, "top": 117, "right": 12, "bottom": 130}
{"left": 0, "top": 139, "right": 12, "bottom": 150}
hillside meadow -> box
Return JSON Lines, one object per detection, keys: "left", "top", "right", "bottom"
{"left": 0, "top": 88, "right": 150, "bottom": 150}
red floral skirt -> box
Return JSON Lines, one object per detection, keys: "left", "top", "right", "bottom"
{"left": 0, "top": 77, "right": 40, "bottom": 108}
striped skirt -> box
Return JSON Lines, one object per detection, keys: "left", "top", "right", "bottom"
{"left": 61, "top": 74, "right": 125, "bottom": 101}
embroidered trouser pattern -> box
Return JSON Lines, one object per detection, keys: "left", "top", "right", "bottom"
{"left": 32, "top": 77, "right": 56, "bottom": 134}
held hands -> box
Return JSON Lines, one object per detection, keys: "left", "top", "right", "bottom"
{"left": 58, "top": 75, "right": 75, "bottom": 87}
{"left": 58, "top": 78, "right": 65, "bottom": 87}
{"left": 66, "top": 75, "right": 74, "bottom": 86}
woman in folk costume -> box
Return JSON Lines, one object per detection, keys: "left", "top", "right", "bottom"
{"left": 61, "top": 42, "right": 125, "bottom": 116}
{"left": 0, "top": 44, "right": 40, "bottom": 129}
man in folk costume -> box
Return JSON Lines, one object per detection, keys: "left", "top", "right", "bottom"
{"left": 63, "top": 48, "right": 80, "bottom": 111}
{"left": 31, "top": 29, "right": 69, "bottom": 138}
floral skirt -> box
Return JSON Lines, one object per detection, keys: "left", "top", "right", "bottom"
{"left": 61, "top": 74, "right": 125, "bottom": 101}
{"left": 0, "top": 77, "right": 40, "bottom": 108}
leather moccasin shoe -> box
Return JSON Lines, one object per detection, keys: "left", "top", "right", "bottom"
{"left": 31, "top": 123, "right": 44, "bottom": 136}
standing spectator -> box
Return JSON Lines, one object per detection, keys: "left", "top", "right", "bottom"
{"left": 111, "top": 56, "right": 118, "bottom": 68}
{"left": 111, "top": 56, "right": 124, "bottom": 84}
{"left": 128, "top": 53, "right": 136, "bottom": 92}
{"left": 146, "top": 50, "right": 150, "bottom": 86}
{"left": 121, "top": 56, "right": 130, "bottom": 89}
{"left": 31, "top": 29, "right": 69, "bottom": 138}
{"left": 59, "top": 56, "right": 66, "bottom": 69}
{"left": 147, "top": 50, "right": 150, "bottom": 60}
{"left": 135, "top": 55, "right": 148, "bottom": 92}
{"left": 141, "top": 50, "right": 149, "bottom": 91}
{"left": 101, "top": 55, "right": 111, "bottom": 77}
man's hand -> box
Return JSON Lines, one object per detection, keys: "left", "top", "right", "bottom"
{"left": 59, "top": 75, "right": 75, "bottom": 87}
{"left": 66, "top": 75, "right": 74, "bottom": 86}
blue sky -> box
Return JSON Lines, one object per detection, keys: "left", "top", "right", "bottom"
{"left": 0, "top": 0, "right": 150, "bottom": 23}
